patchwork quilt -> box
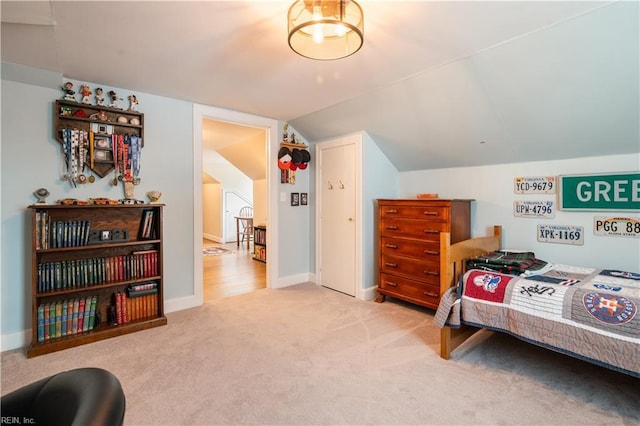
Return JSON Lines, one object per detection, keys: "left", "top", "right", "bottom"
{"left": 435, "top": 264, "right": 640, "bottom": 377}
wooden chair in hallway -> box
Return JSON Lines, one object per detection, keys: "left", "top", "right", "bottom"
{"left": 235, "top": 206, "right": 253, "bottom": 249}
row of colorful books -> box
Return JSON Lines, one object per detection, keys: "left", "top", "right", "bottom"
{"left": 37, "top": 295, "right": 98, "bottom": 342}
{"left": 37, "top": 250, "right": 159, "bottom": 293}
{"left": 114, "top": 282, "right": 159, "bottom": 324}
{"left": 35, "top": 212, "right": 92, "bottom": 249}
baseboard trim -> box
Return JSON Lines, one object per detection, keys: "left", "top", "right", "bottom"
{"left": 165, "top": 295, "right": 201, "bottom": 313}
{"left": 203, "top": 233, "right": 223, "bottom": 243}
{"left": 273, "top": 273, "right": 312, "bottom": 289}
{"left": 1, "top": 330, "right": 30, "bottom": 353}
{"left": 361, "top": 286, "right": 378, "bottom": 301}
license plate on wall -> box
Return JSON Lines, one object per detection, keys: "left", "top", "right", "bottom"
{"left": 513, "top": 201, "right": 555, "bottom": 218}
{"left": 594, "top": 217, "right": 640, "bottom": 239}
{"left": 514, "top": 176, "right": 556, "bottom": 194}
{"left": 537, "top": 224, "right": 584, "bottom": 245}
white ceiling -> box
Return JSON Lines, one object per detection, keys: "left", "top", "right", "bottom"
{"left": 1, "top": 1, "right": 638, "bottom": 171}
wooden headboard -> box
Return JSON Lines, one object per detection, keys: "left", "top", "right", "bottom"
{"left": 438, "top": 225, "right": 502, "bottom": 358}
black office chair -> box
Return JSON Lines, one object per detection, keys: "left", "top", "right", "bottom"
{"left": 1, "top": 367, "right": 126, "bottom": 426}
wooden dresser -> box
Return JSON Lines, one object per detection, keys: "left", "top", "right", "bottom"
{"left": 376, "top": 198, "right": 473, "bottom": 310}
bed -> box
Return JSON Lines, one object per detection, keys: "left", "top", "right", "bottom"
{"left": 435, "top": 225, "right": 640, "bottom": 378}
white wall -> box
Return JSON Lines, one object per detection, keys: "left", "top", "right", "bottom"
{"left": 253, "top": 178, "right": 267, "bottom": 226}
{"left": 399, "top": 154, "right": 640, "bottom": 271}
{"left": 277, "top": 125, "right": 312, "bottom": 280}
{"left": 203, "top": 182, "right": 222, "bottom": 241}
{"left": 362, "top": 132, "right": 399, "bottom": 291}
{"left": 202, "top": 155, "right": 253, "bottom": 201}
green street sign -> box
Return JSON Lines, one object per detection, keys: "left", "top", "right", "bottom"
{"left": 559, "top": 172, "right": 640, "bottom": 211}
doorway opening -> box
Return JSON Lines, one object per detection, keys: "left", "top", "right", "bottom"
{"left": 192, "top": 104, "right": 279, "bottom": 306}
{"left": 202, "top": 118, "right": 266, "bottom": 301}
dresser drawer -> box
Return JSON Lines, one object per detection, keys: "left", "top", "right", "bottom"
{"left": 380, "top": 218, "right": 448, "bottom": 241}
{"left": 380, "top": 253, "right": 440, "bottom": 284}
{"left": 379, "top": 273, "right": 440, "bottom": 307}
{"left": 379, "top": 205, "right": 450, "bottom": 222}
{"left": 380, "top": 237, "right": 440, "bottom": 261}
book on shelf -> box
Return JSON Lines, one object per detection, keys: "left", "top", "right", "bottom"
{"left": 77, "top": 298, "right": 86, "bottom": 332}
{"left": 66, "top": 300, "right": 73, "bottom": 336}
{"left": 37, "top": 304, "right": 45, "bottom": 342}
{"left": 139, "top": 209, "right": 156, "bottom": 240}
{"left": 88, "top": 295, "right": 97, "bottom": 330}
{"left": 37, "top": 211, "right": 50, "bottom": 250}
{"left": 48, "top": 304, "right": 55, "bottom": 339}
{"left": 55, "top": 302, "right": 62, "bottom": 338}
{"left": 72, "top": 299, "right": 80, "bottom": 334}
{"left": 114, "top": 291, "right": 130, "bottom": 325}
{"left": 35, "top": 211, "right": 41, "bottom": 250}
{"left": 43, "top": 303, "right": 50, "bottom": 341}
{"left": 61, "top": 301, "right": 68, "bottom": 337}
{"left": 127, "top": 281, "right": 158, "bottom": 298}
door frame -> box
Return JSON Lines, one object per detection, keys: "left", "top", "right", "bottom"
{"left": 193, "top": 104, "right": 279, "bottom": 306}
{"left": 315, "top": 133, "right": 364, "bottom": 300}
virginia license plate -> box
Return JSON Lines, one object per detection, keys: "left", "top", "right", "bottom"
{"left": 537, "top": 224, "right": 584, "bottom": 245}
{"left": 514, "top": 176, "right": 556, "bottom": 194}
{"left": 594, "top": 217, "right": 640, "bottom": 238}
{"left": 513, "top": 201, "right": 555, "bottom": 218}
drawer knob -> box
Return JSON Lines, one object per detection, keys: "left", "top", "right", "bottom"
{"left": 386, "top": 225, "right": 399, "bottom": 230}
{"left": 385, "top": 262, "right": 398, "bottom": 268}
{"left": 385, "top": 281, "right": 398, "bottom": 287}
{"left": 423, "top": 270, "right": 439, "bottom": 276}
{"left": 386, "top": 209, "right": 398, "bottom": 214}
{"left": 424, "top": 291, "right": 439, "bottom": 298}
{"left": 423, "top": 229, "right": 439, "bottom": 234}
{"left": 423, "top": 211, "right": 439, "bottom": 216}
{"left": 423, "top": 250, "right": 439, "bottom": 255}
{"left": 385, "top": 244, "right": 398, "bottom": 249}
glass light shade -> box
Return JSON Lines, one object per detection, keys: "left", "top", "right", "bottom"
{"left": 288, "top": 0, "right": 364, "bottom": 60}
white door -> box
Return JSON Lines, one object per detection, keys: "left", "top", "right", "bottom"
{"left": 318, "top": 140, "right": 357, "bottom": 296}
{"left": 224, "top": 191, "right": 246, "bottom": 243}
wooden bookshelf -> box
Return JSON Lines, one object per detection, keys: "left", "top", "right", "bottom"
{"left": 253, "top": 225, "right": 266, "bottom": 262}
{"left": 27, "top": 204, "right": 167, "bottom": 357}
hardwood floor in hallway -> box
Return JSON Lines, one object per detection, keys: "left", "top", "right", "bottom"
{"left": 202, "top": 239, "right": 266, "bottom": 302}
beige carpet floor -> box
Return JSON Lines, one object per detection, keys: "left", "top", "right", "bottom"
{"left": 2, "top": 283, "right": 639, "bottom": 425}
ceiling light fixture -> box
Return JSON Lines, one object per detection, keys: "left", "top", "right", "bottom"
{"left": 288, "top": 0, "right": 364, "bottom": 60}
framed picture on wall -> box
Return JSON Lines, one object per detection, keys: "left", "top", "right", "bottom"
{"left": 301, "top": 193, "right": 308, "bottom": 205}
{"left": 291, "top": 192, "right": 299, "bottom": 206}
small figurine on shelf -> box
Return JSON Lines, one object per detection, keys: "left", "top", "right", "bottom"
{"left": 61, "top": 82, "right": 75, "bottom": 101}
{"left": 80, "top": 84, "right": 92, "bottom": 104}
{"left": 33, "top": 188, "right": 50, "bottom": 204}
{"left": 147, "top": 190, "right": 162, "bottom": 204}
{"left": 128, "top": 95, "right": 139, "bottom": 111}
{"left": 108, "top": 90, "right": 122, "bottom": 109}
{"left": 95, "top": 87, "right": 105, "bottom": 106}
{"left": 283, "top": 123, "right": 289, "bottom": 142}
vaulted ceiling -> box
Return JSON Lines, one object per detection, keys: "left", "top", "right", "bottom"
{"left": 2, "top": 1, "right": 638, "bottom": 171}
